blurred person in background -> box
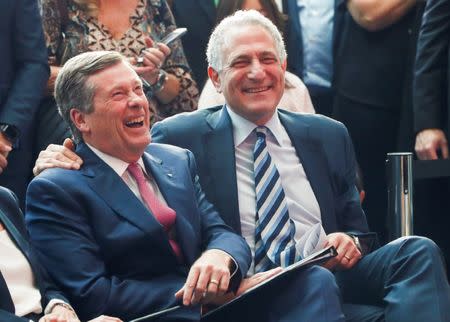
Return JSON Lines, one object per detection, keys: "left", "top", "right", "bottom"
{"left": 332, "top": 0, "right": 423, "bottom": 244}
{"left": 0, "top": 0, "right": 49, "bottom": 208}
{"left": 412, "top": 0, "right": 450, "bottom": 277}
{"left": 35, "top": 0, "right": 199, "bottom": 156}
{"left": 169, "top": 0, "right": 217, "bottom": 88}
{"left": 198, "top": 0, "right": 315, "bottom": 113}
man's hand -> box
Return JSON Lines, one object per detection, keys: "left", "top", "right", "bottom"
{"left": 87, "top": 315, "right": 123, "bottom": 322}
{"left": 33, "top": 138, "right": 82, "bottom": 176}
{"left": 38, "top": 304, "right": 79, "bottom": 322}
{"left": 415, "top": 129, "right": 449, "bottom": 160}
{"left": 323, "top": 233, "right": 362, "bottom": 271}
{"left": 175, "top": 249, "right": 234, "bottom": 306}
{"left": 0, "top": 132, "right": 12, "bottom": 173}
{"left": 206, "top": 267, "right": 283, "bottom": 306}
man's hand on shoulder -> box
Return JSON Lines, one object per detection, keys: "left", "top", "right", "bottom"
{"left": 323, "top": 233, "right": 362, "bottom": 271}
{"left": 415, "top": 129, "right": 449, "bottom": 160}
{"left": 175, "top": 249, "right": 236, "bottom": 306}
{"left": 33, "top": 138, "right": 83, "bottom": 176}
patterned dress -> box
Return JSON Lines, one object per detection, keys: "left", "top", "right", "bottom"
{"left": 42, "top": 0, "right": 199, "bottom": 121}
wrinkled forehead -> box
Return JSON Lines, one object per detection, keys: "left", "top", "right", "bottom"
{"left": 88, "top": 61, "right": 141, "bottom": 92}
{"left": 220, "top": 24, "right": 279, "bottom": 65}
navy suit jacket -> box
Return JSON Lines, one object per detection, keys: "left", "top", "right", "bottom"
{"left": 25, "top": 143, "right": 251, "bottom": 321}
{"left": 413, "top": 0, "right": 450, "bottom": 138}
{"left": 0, "top": 0, "right": 49, "bottom": 130}
{"left": 0, "top": 0, "right": 49, "bottom": 205}
{"left": 151, "top": 107, "right": 371, "bottom": 241}
{"left": 0, "top": 187, "right": 67, "bottom": 322}
{"left": 284, "top": 0, "right": 345, "bottom": 82}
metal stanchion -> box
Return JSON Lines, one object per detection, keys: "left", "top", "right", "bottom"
{"left": 386, "top": 152, "right": 414, "bottom": 240}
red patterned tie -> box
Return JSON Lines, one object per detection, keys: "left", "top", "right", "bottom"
{"left": 127, "top": 162, "right": 183, "bottom": 261}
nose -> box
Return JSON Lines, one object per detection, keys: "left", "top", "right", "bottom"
{"left": 247, "top": 59, "right": 265, "bottom": 80}
{"left": 128, "top": 91, "right": 147, "bottom": 108}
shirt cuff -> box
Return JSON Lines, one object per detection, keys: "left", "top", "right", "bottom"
{"left": 44, "top": 299, "right": 75, "bottom": 315}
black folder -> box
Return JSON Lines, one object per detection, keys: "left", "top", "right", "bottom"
{"left": 128, "top": 246, "right": 337, "bottom": 322}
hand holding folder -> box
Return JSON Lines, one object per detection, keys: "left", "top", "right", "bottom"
{"left": 128, "top": 246, "right": 338, "bottom": 322}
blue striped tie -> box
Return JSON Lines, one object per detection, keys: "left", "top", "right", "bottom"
{"left": 253, "top": 126, "right": 300, "bottom": 272}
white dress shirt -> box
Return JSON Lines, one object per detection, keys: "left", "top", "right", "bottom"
{"left": 227, "top": 107, "right": 326, "bottom": 274}
{"left": 87, "top": 144, "right": 169, "bottom": 208}
{"left": 0, "top": 230, "right": 42, "bottom": 317}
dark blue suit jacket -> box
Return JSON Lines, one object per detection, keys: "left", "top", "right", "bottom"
{"left": 25, "top": 143, "right": 251, "bottom": 321}
{"left": 171, "top": 0, "right": 216, "bottom": 88}
{"left": 151, "top": 107, "right": 371, "bottom": 240}
{"left": 413, "top": 0, "right": 450, "bottom": 137}
{"left": 0, "top": 187, "right": 67, "bottom": 322}
{"left": 0, "top": 0, "right": 49, "bottom": 205}
{"left": 284, "top": 0, "right": 345, "bottom": 83}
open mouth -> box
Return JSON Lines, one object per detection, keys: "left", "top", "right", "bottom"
{"left": 244, "top": 86, "right": 271, "bottom": 93}
{"left": 125, "top": 116, "right": 145, "bottom": 128}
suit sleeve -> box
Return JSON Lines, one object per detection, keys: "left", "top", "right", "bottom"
{"left": 185, "top": 150, "right": 251, "bottom": 291}
{"left": 0, "top": 0, "right": 49, "bottom": 131}
{"left": 329, "top": 122, "right": 371, "bottom": 234}
{"left": 25, "top": 176, "right": 189, "bottom": 321}
{"left": 413, "top": 0, "right": 450, "bottom": 133}
{"left": 0, "top": 310, "right": 29, "bottom": 322}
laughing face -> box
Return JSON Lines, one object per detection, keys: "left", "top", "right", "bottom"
{"left": 209, "top": 24, "right": 286, "bottom": 125}
{"left": 72, "top": 61, "right": 151, "bottom": 162}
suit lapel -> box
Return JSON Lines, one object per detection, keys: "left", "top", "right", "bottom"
{"left": 141, "top": 151, "right": 198, "bottom": 264}
{"left": 280, "top": 112, "right": 337, "bottom": 232}
{"left": 78, "top": 144, "right": 174, "bottom": 254}
{"left": 204, "top": 107, "right": 242, "bottom": 233}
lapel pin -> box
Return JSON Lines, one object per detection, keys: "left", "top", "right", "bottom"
{"left": 167, "top": 173, "right": 173, "bottom": 178}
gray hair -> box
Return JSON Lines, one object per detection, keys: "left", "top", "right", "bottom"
{"left": 206, "top": 9, "right": 287, "bottom": 71}
{"left": 54, "top": 51, "right": 125, "bottom": 142}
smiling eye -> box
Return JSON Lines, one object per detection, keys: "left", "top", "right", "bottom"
{"left": 231, "top": 60, "right": 250, "bottom": 68}
{"left": 262, "top": 57, "right": 277, "bottom": 64}
{"left": 112, "top": 91, "right": 125, "bottom": 99}
{"left": 134, "top": 85, "right": 144, "bottom": 94}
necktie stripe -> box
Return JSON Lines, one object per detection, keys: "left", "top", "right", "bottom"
{"left": 254, "top": 154, "right": 272, "bottom": 183}
{"left": 256, "top": 165, "right": 278, "bottom": 198}
{"left": 257, "top": 190, "right": 285, "bottom": 227}
{"left": 253, "top": 127, "right": 300, "bottom": 272}
{"left": 257, "top": 176, "right": 282, "bottom": 211}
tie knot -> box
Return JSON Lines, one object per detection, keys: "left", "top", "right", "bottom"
{"left": 127, "top": 162, "right": 146, "bottom": 184}
{"left": 255, "top": 126, "right": 267, "bottom": 139}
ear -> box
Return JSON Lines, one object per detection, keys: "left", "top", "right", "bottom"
{"left": 281, "top": 59, "right": 287, "bottom": 72}
{"left": 70, "top": 108, "right": 90, "bottom": 134}
{"left": 208, "top": 66, "right": 222, "bottom": 93}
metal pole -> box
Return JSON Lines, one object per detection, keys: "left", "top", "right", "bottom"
{"left": 386, "top": 152, "right": 414, "bottom": 240}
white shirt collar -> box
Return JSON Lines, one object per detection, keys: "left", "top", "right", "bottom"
{"left": 225, "top": 105, "right": 284, "bottom": 146}
{"left": 86, "top": 143, "right": 147, "bottom": 177}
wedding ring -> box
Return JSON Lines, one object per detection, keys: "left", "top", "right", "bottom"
{"left": 209, "top": 279, "right": 219, "bottom": 285}
{"left": 136, "top": 56, "right": 144, "bottom": 66}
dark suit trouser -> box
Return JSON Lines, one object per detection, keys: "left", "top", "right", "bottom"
{"left": 336, "top": 236, "right": 450, "bottom": 322}
{"left": 202, "top": 265, "right": 345, "bottom": 322}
